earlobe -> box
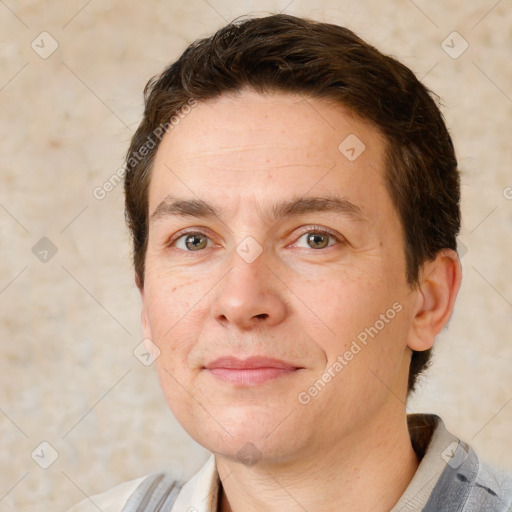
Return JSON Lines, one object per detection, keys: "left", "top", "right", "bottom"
{"left": 407, "top": 249, "right": 462, "bottom": 352}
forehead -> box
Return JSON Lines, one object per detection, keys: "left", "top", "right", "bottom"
{"left": 149, "top": 90, "right": 390, "bottom": 221}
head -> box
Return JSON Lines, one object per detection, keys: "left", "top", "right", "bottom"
{"left": 124, "top": 14, "right": 461, "bottom": 463}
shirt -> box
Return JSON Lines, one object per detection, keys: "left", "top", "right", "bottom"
{"left": 68, "top": 414, "right": 512, "bottom": 511}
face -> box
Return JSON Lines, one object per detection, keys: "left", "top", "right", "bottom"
{"left": 140, "top": 89, "right": 420, "bottom": 465}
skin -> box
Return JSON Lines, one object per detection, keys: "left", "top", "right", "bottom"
{"left": 139, "top": 88, "right": 462, "bottom": 512}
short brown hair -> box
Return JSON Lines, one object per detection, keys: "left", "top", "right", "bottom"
{"left": 124, "top": 13, "right": 460, "bottom": 394}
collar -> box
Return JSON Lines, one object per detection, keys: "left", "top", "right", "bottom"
{"left": 171, "top": 414, "right": 458, "bottom": 512}
{"left": 390, "top": 414, "right": 460, "bottom": 511}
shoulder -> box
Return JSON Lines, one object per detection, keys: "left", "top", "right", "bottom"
{"left": 412, "top": 414, "right": 512, "bottom": 511}
{"left": 67, "top": 472, "right": 184, "bottom": 512}
{"left": 427, "top": 438, "right": 512, "bottom": 511}
{"left": 469, "top": 455, "right": 512, "bottom": 510}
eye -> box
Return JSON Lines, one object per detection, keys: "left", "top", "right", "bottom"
{"left": 167, "top": 227, "right": 344, "bottom": 252}
{"left": 293, "top": 227, "right": 343, "bottom": 250}
{"left": 171, "top": 231, "right": 213, "bottom": 251}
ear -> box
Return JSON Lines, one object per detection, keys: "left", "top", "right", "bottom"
{"left": 407, "top": 249, "right": 462, "bottom": 352}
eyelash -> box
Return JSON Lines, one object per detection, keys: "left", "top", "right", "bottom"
{"left": 166, "top": 226, "right": 345, "bottom": 252}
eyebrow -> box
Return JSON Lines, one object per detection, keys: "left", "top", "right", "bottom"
{"left": 150, "top": 194, "right": 367, "bottom": 225}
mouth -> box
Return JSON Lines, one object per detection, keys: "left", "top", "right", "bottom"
{"left": 204, "top": 356, "right": 304, "bottom": 386}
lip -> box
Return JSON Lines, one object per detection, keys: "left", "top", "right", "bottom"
{"left": 204, "top": 356, "right": 303, "bottom": 385}
{"left": 205, "top": 356, "right": 299, "bottom": 370}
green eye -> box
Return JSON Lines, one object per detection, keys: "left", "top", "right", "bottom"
{"left": 173, "top": 232, "right": 211, "bottom": 251}
{"left": 295, "top": 229, "right": 342, "bottom": 250}
{"left": 306, "top": 232, "right": 331, "bottom": 249}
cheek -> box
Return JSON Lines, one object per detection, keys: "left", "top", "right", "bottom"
{"left": 301, "top": 270, "right": 380, "bottom": 337}
{"left": 144, "top": 270, "right": 204, "bottom": 336}
{"left": 306, "top": 269, "right": 407, "bottom": 361}
{"left": 143, "top": 298, "right": 199, "bottom": 387}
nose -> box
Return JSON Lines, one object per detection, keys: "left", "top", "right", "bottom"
{"left": 210, "top": 246, "right": 287, "bottom": 330}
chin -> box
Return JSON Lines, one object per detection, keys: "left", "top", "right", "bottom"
{"left": 183, "top": 412, "right": 307, "bottom": 468}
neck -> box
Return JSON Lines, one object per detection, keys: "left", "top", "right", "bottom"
{"left": 216, "top": 412, "right": 418, "bottom": 512}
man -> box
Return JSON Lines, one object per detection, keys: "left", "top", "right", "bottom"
{"left": 70, "top": 13, "right": 512, "bottom": 512}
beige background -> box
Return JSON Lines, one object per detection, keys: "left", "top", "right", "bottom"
{"left": 0, "top": 0, "right": 511, "bottom": 510}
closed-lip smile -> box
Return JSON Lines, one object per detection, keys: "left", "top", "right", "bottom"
{"left": 204, "top": 356, "right": 304, "bottom": 385}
